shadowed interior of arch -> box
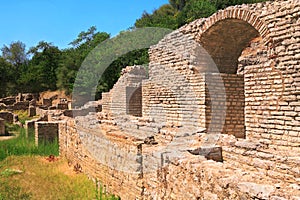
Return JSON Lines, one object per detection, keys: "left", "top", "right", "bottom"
{"left": 200, "top": 18, "right": 260, "bottom": 74}
{"left": 200, "top": 18, "right": 261, "bottom": 139}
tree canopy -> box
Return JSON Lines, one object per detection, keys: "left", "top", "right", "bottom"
{"left": 135, "top": 0, "right": 266, "bottom": 29}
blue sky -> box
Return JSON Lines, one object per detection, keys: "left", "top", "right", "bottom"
{"left": 0, "top": 0, "right": 169, "bottom": 49}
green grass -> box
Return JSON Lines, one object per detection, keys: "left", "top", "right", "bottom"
{"left": 0, "top": 156, "right": 120, "bottom": 200}
{"left": 0, "top": 128, "right": 59, "bottom": 161}
{"left": 0, "top": 127, "right": 120, "bottom": 200}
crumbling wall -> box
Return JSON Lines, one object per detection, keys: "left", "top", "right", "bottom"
{"left": 0, "top": 111, "right": 14, "bottom": 124}
{"left": 11, "top": 101, "right": 29, "bottom": 110}
{"left": 102, "top": 66, "right": 148, "bottom": 117}
{"left": 127, "top": 86, "right": 142, "bottom": 117}
{"left": 145, "top": 31, "right": 207, "bottom": 129}
{"left": 35, "top": 122, "right": 58, "bottom": 145}
{"left": 0, "top": 118, "right": 5, "bottom": 135}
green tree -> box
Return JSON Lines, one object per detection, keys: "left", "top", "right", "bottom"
{"left": 177, "top": 0, "right": 217, "bottom": 26}
{"left": 169, "top": 0, "right": 188, "bottom": 11}
{"left": 1, "top": 41, "right": 27, "bottom": 67}
{"left": 17, "top": 41, "right": 62, "bottom": 92}
{"left": 56, "top": 48, "right": 81, "bottom": 94}
{"left": 210, "top": 0, "right": 266, "bottom": 10}
{"left": 0, "top": 58, "right": 15, "bottom": 97}
{"left": 56, "top": 27, "right": 110, "bottom": 94}
{"left": 135, "top": 0, "right": 267, "bottom": 29}
{"left": 135, "top": 4, "right": 178, "bottom": 29}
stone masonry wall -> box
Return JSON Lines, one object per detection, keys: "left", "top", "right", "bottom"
{"left": 0, "top": 112, "right": 14, "bottom": 124}
{"left": 205, "top": 73, "right": 245, "bottom": 138}
{"left": 0, "top": 118, "right": 5, "bottom": 136}
{"left": 58, "top": 116, "right": 144, "bottom": 200}
{"left": 102, "top": 66, "right": 148, "bottom": 118}
{"left": 146, "top": 32, "right": 207, "bottom": 129}
{"left": 242, "top": 2, "right": 300, "bottom": 151}
{"left": 58, "top": 0, "right": 300, "bottom": 199}
{"left": 127, "top": 86, "right": 143, "bottom": 117}
{"left": 149, "top": 0, "right": 300, "bottom": 151}
{"left": 35, "top": 122, "right": 58, "bottom": 146}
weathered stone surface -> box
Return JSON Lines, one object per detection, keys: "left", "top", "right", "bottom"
{"left": 35, "top": 122, "right": 58, "bottom": 146}
{"left": 28, "top": 106, "right": 36, "bottom": 117}
{"left": 237, "top": 182, "right": 275, "bottom": 199}
{"left": 55, "top": 0, "right": 300, "bottom": 199}
{"left": 0, "top": 111, "right": 14, "bottom": 124}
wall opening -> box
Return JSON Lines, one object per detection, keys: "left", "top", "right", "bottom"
{"left": 200, "top": 18, "right": 260, "bottom": 138}
{"left": 127, "top": 86, "right": 143, "bottom": 117}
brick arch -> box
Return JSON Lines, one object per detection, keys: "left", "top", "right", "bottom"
{"left": 195, "top": 9, "right": 272, "bottom": 74}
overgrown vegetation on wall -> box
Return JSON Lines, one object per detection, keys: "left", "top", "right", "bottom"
{"left": 0, "top": 0, "right": 265, "bottom": 99}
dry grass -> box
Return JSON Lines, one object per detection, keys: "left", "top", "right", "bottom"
{"left": 0, "top": 156, "right": 95, "bottom": 199}
{"left": 0, "top": 156, "right": 119, "bottom": 200}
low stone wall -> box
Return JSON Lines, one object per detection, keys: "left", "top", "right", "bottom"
{"left": 0, "top": 97, "right": 15, "bottom": 105}
{"left": 0, "top": 111, "right": 14, "bottom": 124}
{"left": 9, "top": 101, "right": 29, "bottom": 110}
{"left": 58, "top": 117, "right": 144, "bottom": 199}
{"left": 63, "top": 107, "right": 96, "bottom": 118}
{"left": 42, "top": 98, "right": 52, "bottom": 108}
{"left": 0, "top": 118, "right": 5, "bottom": 135}
{"left": 25, "top": 116, "right": 47, "bottom": 138}
{"left": 28, "top": 106, "right": 36, "bottom": 117}
{"left": 57, "top": 103, "right": 68, "bottom": 110}
{"left": 35, "top": 122, "right": 58, "bottom": 146}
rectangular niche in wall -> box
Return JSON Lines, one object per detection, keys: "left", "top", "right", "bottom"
{"left": 205, "top": 73, "right": 245, "bottom": 138}
{"left": 126, "top": 86, "right": 142, "bottom": 117}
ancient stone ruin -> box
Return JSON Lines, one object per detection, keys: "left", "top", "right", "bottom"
{"left": 55, "top": 0, "right": 300, "bottom": 199}
{"left": 0, "top": 118, "right": 5, "bottom": 136}
{"left": 2, "top": 0, "right": 299, "bottom": 199}
{"left": 0, "top": 91, "right": 72, "bottom": 140}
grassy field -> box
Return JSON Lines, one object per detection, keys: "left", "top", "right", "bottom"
{"left": 0, "top": 125, "right": 119, "bottom": 200}
{"left": 0, "top": 127, "right": 59, "bottom": 161}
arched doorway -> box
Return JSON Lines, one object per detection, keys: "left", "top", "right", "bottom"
{"left": 197, "top": 13, "right": 270, "bottom": 138}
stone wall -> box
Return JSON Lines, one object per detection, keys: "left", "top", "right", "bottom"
{"left": 58, "top": 116, "right": 144, "bottom": 200}
{"left": 102, "top": 66, "right": 148, "bottom": 118}
{"left": 0, "top": 111, "right": 14, "bottom": 124}
{"left": 58, "top": 115, "right": 299, "bottom": 199}
{"left": 28, "top": 106, "right": 36, "bottom": 117}
{"left": 0, "top": 118, "right": 5, "bottom": 136}
{"left": 10, "top": 101, "right": 29, "bottom": 110}
{"left": 145, "top": 30, "right": 207, "bottom": 129}
{"left": 57, "top": 0, "right": 300, "bottom": 199}
{"left": 127, "top": 86, "right": 143, "bottom": 117}
{"left": 35, "top": 122, "right": 58, "bottom": 146}
{"left": 205, "top": 73, "right": 245, "bottom": 138}
{"left": 42, "top": 98, "right": 52, "bottom": 108}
